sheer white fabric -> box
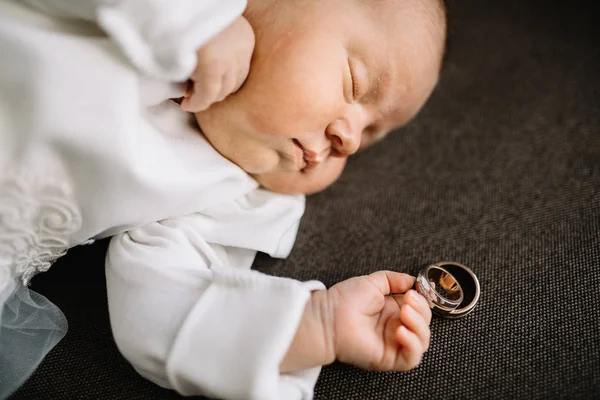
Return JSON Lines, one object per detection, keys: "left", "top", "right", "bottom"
{"left": 0, "top": 153, "right": 77, "bottom": 398}
{"left": 0, "top": 276, "right": 67, "bottom": 399}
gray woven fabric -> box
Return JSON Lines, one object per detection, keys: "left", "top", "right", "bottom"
{"left": 11, "top": 0, "right": 600, "bottom": 399}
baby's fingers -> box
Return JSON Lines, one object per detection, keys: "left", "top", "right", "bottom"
{"left": 216, "top": 64, "right": 248, "bottom": 102}
{"left": 405, "top": 290, "right": 432, "bottom": 325}
{"left": 181, "top": 74, "right": 222, "bottom": 112}
{"left": 400, "top": 303, "right": 431, "bottom": 352}
{"left": 395, "top": 325, "right": 423, "bottom": 371}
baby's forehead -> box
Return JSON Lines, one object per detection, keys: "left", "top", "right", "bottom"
{"left": 357, "top": 0, "right": 446, "bottom": 37}
{"left": 359, "top": 0, "right": 446, "bottom": 65}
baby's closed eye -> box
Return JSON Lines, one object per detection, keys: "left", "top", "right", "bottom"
{"left": 347, "top": 57, "right": 367, "bottom": 102}
{"left": 348, "top": 58, "right": 359, "bottom": 100}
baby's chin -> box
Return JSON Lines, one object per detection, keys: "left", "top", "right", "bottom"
{"left": 252, "top": 159, "right": 347, "bottom": 195}
{"left": 252, "top": 173, "right": 328, "bottom": 195}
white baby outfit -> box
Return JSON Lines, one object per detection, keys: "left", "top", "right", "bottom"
{"left": 0, "top": 1, "right": 324, "bottom": 399}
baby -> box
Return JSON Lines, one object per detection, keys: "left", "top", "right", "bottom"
{"left": 187, "top": 0, "right": 445, "bottom": 195}
{"left": 0, "top": 0, "right": 446, "bottom": 399}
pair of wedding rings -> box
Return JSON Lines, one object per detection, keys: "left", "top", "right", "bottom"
{"left": 415, "top": 261, "right": 480, "bottom": 319}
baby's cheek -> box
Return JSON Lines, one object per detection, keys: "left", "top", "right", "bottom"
{"left": 243, "top": 85, "right": 327, "bottom": 137}
{"left": 243, "top": 42, "right": 340, "bottom": 136}
{"left": 241, "top": 103, "right": 287, "bottom": 139}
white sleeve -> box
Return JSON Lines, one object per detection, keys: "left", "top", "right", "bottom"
{"left": 106, "top": 220, "right": 325, "bottom": 400}
{"left": 17, "top": 0, "right": 248, "bottom": 80}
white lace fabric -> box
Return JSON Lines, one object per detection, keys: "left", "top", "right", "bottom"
{"left": 0, "top": 161, "right": 82, "bottom": 285}
{"left": 0, "top": 155, "right": 79, "bottom": 398}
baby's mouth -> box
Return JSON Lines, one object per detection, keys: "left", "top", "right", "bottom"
{"left": 293, "top": 139, "right": 325, "bottom": 171}
{"left": 292, "top": 139, "right": 308, "bottom": 170}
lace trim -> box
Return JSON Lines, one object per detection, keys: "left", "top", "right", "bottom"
{"left": 0, "top": 159, "right": 82, "bottom": 286}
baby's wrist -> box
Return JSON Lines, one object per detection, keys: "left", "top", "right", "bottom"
{"left": 311, "top": 289, "right": 337, "bottom": 365}
{"left": 279, "top": 290, "right": 336, "bottom": 373}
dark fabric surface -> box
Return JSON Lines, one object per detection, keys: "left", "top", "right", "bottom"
{"left": 11, "top": 0, "right": 600, "bottom": 399}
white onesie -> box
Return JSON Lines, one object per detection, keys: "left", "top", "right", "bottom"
{"left": 0, "top": 1, "right": 324, "bottom": 399}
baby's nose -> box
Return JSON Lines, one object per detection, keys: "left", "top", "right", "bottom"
{"left": 326, "top": 120, "right": 361, "bottom": 157}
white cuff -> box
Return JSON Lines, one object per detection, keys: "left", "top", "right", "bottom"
{"left": 107, "top": 222, "right": 325, "bottom": 400}
{"left": 166, "top": 263, "right": 325, "bottom": 399}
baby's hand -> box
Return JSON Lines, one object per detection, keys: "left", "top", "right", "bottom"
{"left": 180, "top": 16, "right": 255, "bottom": 112}
{"left": 329, "top": 271, "right": 432, "bottom": 371}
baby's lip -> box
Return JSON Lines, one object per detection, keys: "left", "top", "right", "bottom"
{"left": 293, "top": 139, "right": 328, "bottom": 171}
{"left": 292, "top": 139, "right": 308, "bottom": 170}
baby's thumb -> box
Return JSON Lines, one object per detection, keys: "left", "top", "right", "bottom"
{"left": 367, "top": 271, "right": 415, "bottom": 295}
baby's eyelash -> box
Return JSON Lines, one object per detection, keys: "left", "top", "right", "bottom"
{"left": 349, "top": 63, "right": 359, "bottom": 99}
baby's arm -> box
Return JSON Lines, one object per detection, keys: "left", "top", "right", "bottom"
{"left": 18, "top": 0, "right": 248, "bottom": 82}
{"left": 106, "top": 217, "right": 431, "bottom": 399}
{"left": 106, "top": 217, "right": 324, "bottom": 399}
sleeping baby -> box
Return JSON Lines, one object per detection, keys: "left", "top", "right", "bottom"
{"left": 0, "top": 0, "right": 446, "bottom": 398}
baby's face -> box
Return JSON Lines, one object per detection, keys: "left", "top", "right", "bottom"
{"left": 196, "top": 0, "right": 446, "bottom": 194}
